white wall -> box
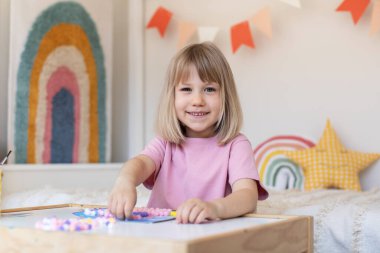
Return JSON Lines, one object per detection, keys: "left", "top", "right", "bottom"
{"left": 1, "top": 0, "right": 380, "bottom": 189}
{"left": 143, "top": 0, "right": 380, "bottom": 189}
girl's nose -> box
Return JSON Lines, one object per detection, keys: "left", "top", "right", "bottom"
{"left": 192, "top": 93, "right": 205, "bottom": 106}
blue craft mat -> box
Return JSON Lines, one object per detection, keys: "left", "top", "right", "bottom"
{"left": 72, "top": 210, "right": 175, "bottom": 223}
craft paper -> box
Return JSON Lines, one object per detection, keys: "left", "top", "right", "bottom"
{"left": 230, "top": 21, "right": 255, "bottom": 53}
{"left": 336, "top": 0, "right": 370, "bottom": 24}
{"left": 279, "top": 0, "right": 302, "bottom": 8}
{"left": 197, "top": 26, "right": 219, "bottom": 42}
{"left": 73, "top": 210, "right": 175, "bottom": 223}
{"left": 252, "top": 6, "right": 273, "bottom": 39}
{"left": 146, "top": 6, "right": 173, "bottom": 37}
{"left": 370, "top": 1, "right": 380, "bottom": 35}
{"left": 177, "top": 21, "right": 196, "bottom": 49}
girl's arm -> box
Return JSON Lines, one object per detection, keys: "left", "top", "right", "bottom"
{"left": 212, "top": 179, "right": 258, "bottom": 219}
{"left": 176, "top": 179, "right": 258, "bottom": 224}
{"left": 108, "top": 154, "right": 155, "bottom": 219}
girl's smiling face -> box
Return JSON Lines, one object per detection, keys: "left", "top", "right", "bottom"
{"left": 175, "top": 64, "right": 222, "bottom": 138}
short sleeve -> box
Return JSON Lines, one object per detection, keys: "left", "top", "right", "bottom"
{"left": 140, "top": 137, "right": 167, "bottom": 189}
{"left": 228, "top": 137, "right": 268, "bottom": 200}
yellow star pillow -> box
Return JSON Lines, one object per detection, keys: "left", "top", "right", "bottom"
{"left": 281, "top": 120, "right": 380, "bottom": 191}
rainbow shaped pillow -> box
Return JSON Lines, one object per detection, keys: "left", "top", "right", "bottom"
{"left": 254, "top": 135, "right": 315, "bottom": 190}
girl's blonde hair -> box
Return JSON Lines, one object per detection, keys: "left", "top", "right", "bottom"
{"left": 156, "top": 42, "right": 243, "bottom": 145}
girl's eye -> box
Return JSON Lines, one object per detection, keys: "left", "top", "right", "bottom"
{"left": 180, "top": 87, "right": 191, "bottom": 92}
{"left": 205, "top": 87, "right": 216, "bottom": 93}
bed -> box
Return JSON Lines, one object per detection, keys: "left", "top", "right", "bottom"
{"left": 258, "top": 188, "right": 380, "bottom": 253}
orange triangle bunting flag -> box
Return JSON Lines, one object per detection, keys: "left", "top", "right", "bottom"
{"left": 370, "top": 1, "right": 380, "bottom": 35}
{"left": 252, "top": 6, "right": 272, "bottom": 39}
{"left": 146, "top": 6, "right": 173, "bottom": 37}
{"left": 336, "top": 0, "right": 370, "bottom": 25}
{"left": 177, "top": 21, "right": 197, "bottom": 49}
{"left": 230, "top": 21, "right": 255, "bottom": 53}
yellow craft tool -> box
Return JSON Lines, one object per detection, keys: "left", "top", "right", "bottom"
{"left": 0, "top": 150, "right": 11, "bottom": 165}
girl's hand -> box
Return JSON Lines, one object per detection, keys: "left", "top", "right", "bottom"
{"left": 108, "top": 177, "right": 137, "bottom": 220}
{"left": 176, "top": 198, "right": 220, "bottom": 224}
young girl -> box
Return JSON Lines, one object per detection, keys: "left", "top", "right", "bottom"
{"left": 108, "top": 42, "right": 268, "bottom": 224}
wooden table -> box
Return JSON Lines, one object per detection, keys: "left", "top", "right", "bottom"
{"left": 0, "top": 204, "right": 313, "bottom": 253}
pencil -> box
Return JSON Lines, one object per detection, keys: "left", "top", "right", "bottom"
{"left": 0, "top": 150, "right": 12, "bottom": 165}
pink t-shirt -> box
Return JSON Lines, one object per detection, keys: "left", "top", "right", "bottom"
{"left": 141, "top": 134, "right": 268, "bottom": 209}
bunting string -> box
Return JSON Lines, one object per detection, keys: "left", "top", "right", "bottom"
{"left": 146, "top": 5, "right": 274, "bottom": 54}
{"left": 146, "top": 0, "right": 380, "bottom": 54}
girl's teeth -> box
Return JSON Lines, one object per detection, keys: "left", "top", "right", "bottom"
{"left": 191, "top": 112, "right": 205, "bottom": 116}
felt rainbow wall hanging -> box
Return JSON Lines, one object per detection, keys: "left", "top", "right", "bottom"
{"left": 8, "top": 1, "right": 112, "bottom": 163}
{"left": 253, "top": 135, "right": 315, "bottom": 190}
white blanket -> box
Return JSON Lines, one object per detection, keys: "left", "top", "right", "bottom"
{"left": 257, "top": 188, "right": 380, "bottom": 253}
{"left": 1, "top": 185, "right": 150, "bottom": 209}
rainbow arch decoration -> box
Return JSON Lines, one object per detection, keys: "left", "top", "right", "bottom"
{"left": 253, "top": 135, "right": 315, "bottom": 190}
{"left": 11, "top": 1, "right": 110, "bottom": 163}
